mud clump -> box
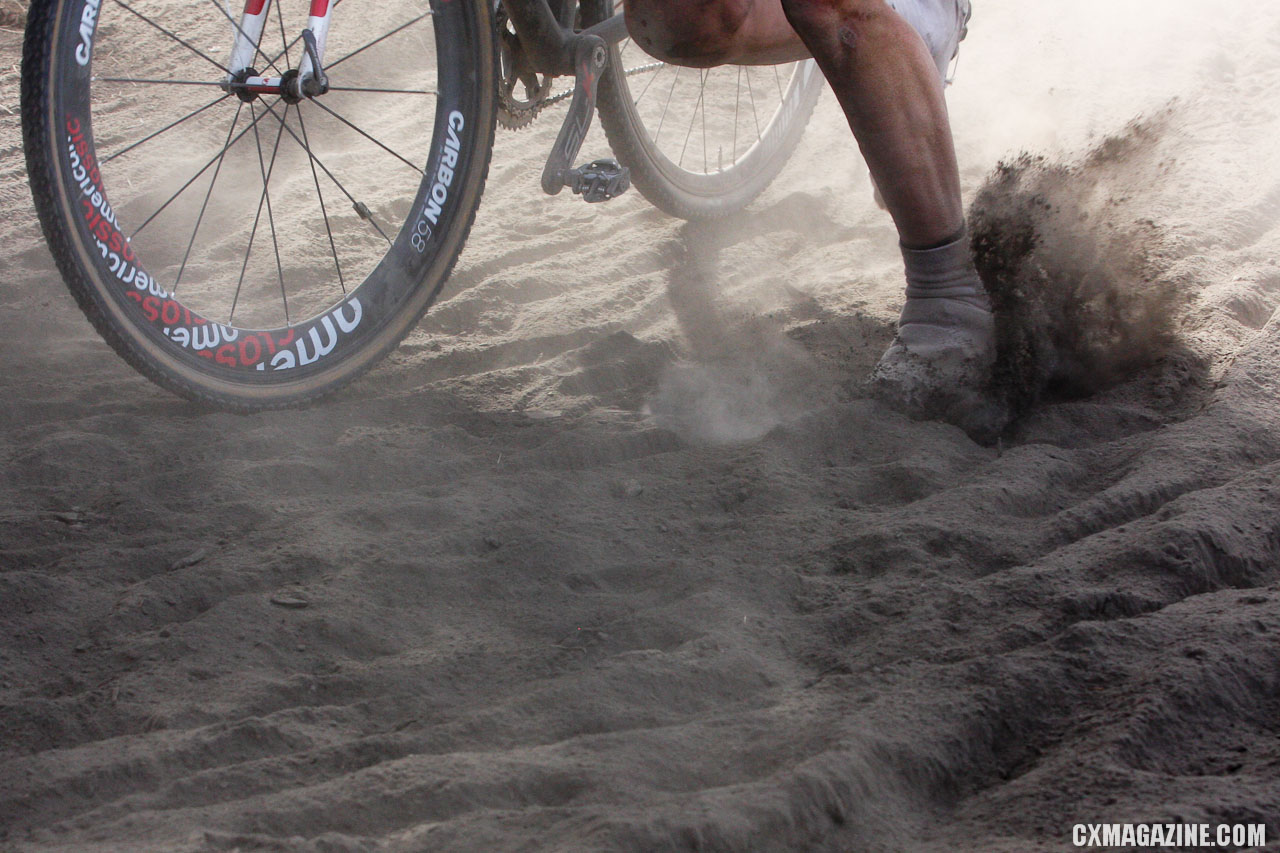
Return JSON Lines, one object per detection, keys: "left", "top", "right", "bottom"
{"left": 970, "top": 117, "right": 1182, "bottom": 419}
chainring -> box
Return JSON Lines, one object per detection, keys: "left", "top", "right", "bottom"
{"left": 495, "top": 3, "right": 554, "bottom": 130}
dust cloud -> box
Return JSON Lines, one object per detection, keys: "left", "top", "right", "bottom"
{"left": 646, "top": 220, "right": 829, "bottom": 444}
{"left": 948, "top": 0, "right": 1256, "bottom": 163}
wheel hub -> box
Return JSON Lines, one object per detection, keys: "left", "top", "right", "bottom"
{"left": 223, "top": 27, "right": 329, "bottom": 104}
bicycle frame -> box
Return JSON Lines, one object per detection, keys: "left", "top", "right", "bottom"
{"left": 503, "top": 1, "right": 632, "bottom": 194}
{"left": 500, "top": 0, "right": 627, "bottom": 75}
{"left": 223, "top": 0, "right": 628, "bottom": 191}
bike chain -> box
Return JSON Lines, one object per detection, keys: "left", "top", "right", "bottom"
{"left": 536, "top": 61, "right": 662, "bottom": 109}
{"left": 498, "top": 62, "right": 665, "bottom": 128}
{"left": 494, "top": 1, "right": 664, "bottom": 132}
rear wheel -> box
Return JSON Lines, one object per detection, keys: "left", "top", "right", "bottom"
{"left": 22, "top": 0, "right": 496, "bottom": 409}
{"left": 581, "top": 0, "right": 823, "bottom": 220}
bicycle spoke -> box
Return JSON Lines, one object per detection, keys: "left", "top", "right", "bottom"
{"left": 95, "top": 77, "right": 225, "bottom": 86}
{"left": 105, "top": 94, "right": 232, "bottom": 163}
{"left": 111, "top": 0, "right": 230, "bottom": 75}
{"left": 653, "top": 65, "right": 680, "bottom": 142}
{"left": 229, "top": 163, "right": 270, "bottom": 324}
{"left": 131, "top": 98, "right": 278, "bottom": 237}
{"left": 205, "top": 0, "right": 281, "bottom": 75}
{"left": 257, "top": 100, "right": 393, "bottom": 245}
{"left": 744, "top": 66, "right": 761, "bottom": 139}
{"left": 273, "top": 0, "right": 290, "bottom": 66}
{"left": 173, "top": 101, "right": 245, "bottom": 291}
{"left": 733, "top": 65, "right": 741, "bottom": 164}
{"left": 306, "top": 99, "right": 423, "bottom": 174}
{"left": 701, "top": 69, "right": 708, "bottom": 171}
{"left": 249, "top": 101, "right": 292, "bottom": 325}
{"left": 296, "top": 106, "right": 345, "bottom": 294}
{"left": 630, "top": 51, "right": 664, "bottom": 108}
{"left": 266, "top": 32, "right": 304, "bottom": 71}
{"left": 227, "top": 111, "right": 281, "bottom": 324}
{"left": 324, "top": 10, "right": 434, "bottom": 71}
{"left": 678, "top": 68, "right": 709, "bottom": 170}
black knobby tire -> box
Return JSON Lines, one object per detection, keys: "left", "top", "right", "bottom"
{"left": 22, "top": 0, "right": 497, "bottom": 410}
{"left": 580, "top": 0, "right": 823, "bottom": 220}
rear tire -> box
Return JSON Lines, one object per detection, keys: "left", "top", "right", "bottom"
{"left": 22, "top": 0, "right": 497, "bottom": 409}
{"left": 581, "top": 0, "right": 823, "bottom": 220}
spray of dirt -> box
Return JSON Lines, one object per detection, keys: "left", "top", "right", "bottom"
{"left": 969, "top": 112, "right": 1185, "bottom": 419}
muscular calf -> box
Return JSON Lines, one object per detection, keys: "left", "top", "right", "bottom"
{"left": 624, "top": 0, "right": 1004, "bottom": 440}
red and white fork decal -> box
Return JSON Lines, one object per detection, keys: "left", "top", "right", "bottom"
{"left": 297, "top": 0, "right": 332, "bottom": 87}
{"left": 227, "top": 0, "right": 271, "bottom": 79}
{"left": 226, "top": 0, "right": 333, "bottom": 95}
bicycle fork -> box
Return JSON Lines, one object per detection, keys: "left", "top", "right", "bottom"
{"left": 219, "top": 0, "right": 630, "bottom": 201}
{"left": 222, "top": 0, "right": 331, "bottom": 101}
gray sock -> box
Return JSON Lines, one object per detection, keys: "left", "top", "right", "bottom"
{"left": 870, "top": 228, "right": 1005, "bottom": 442}
{"left": 891, "top": 231, "right": 993, "bottom": 362}
{"left": 901, "top": 230, "right": 989, "bottom": 311}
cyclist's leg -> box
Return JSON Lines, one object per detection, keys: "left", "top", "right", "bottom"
{"left": 779, "top": 0, "right": 999, "bottom": 440}
{"left": 625, "top": 0, "right": 974, "bottom": 243}
{"left": 621, "top": 0, "right": 806, "bottom": 67}
{"left": 778, "top": 0, "right": 964, "bottom": 246}
{"left": 773, "top": 0, "right": 997, "bottom": 439}
{"left": 626, "top": 0, "right": 1001, "bottom": 440}
{"left": 623, "top": 0, "right": 965, "bottom": 244}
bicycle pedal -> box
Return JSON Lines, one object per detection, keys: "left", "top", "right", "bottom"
{"left": 566, "top": 159, "right": 630, "bottom": 203}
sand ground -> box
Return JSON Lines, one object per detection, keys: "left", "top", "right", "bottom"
{"left": 2, "top": 0, "right": 1280, "bottom": 850}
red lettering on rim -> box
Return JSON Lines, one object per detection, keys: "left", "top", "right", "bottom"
{"left": 160, "top": 300, "right": 180, "bottom": 326}
{"left": 240, "top": 335, "right": 262, "bottom": 365}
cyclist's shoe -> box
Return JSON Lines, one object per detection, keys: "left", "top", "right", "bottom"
{"left": 870, "top": 232, "right": 1007, "bottom": 444}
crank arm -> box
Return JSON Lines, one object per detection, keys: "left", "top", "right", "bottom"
{"left": 540, "top": 34, "right": 607, "bottom": 196}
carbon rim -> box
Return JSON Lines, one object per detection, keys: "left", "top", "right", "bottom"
{"left": 42, "top": 0, "right": 487, "bottom": 385}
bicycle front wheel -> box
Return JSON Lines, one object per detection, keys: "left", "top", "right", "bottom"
{"left": 581, "top": 1, "right": 823, "bottom": 220}
{"left": 22, "top": 0, "right": 496, "bottom": 409}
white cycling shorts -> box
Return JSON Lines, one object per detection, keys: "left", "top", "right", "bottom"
{"left": 888, "top": 0, "right": 970, "bottom": 76}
